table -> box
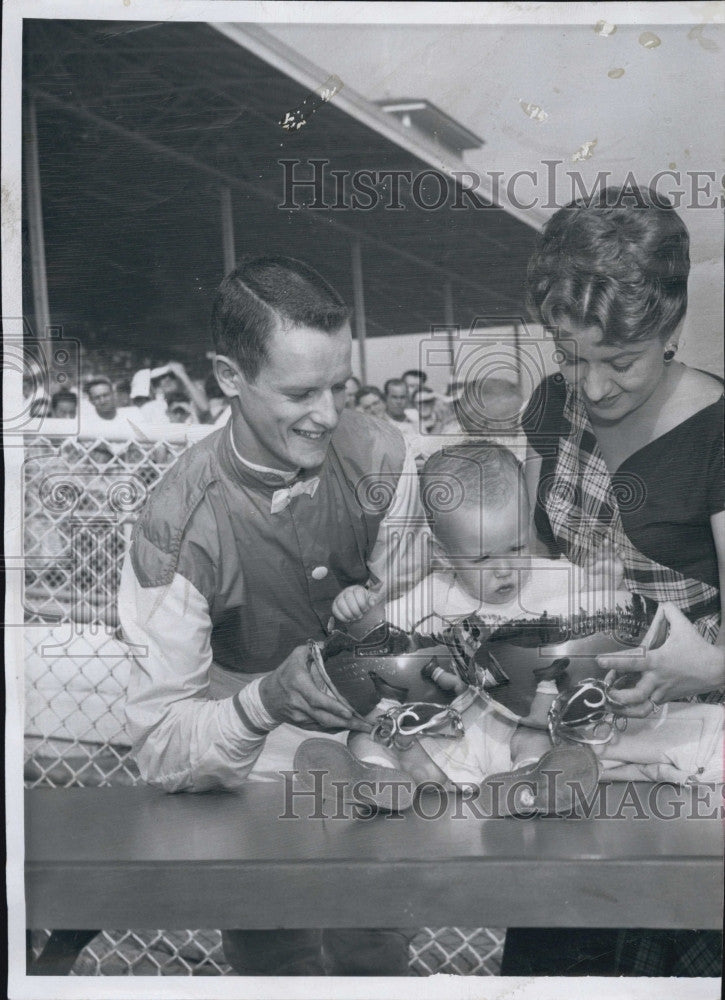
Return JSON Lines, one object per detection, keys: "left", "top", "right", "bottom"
{"left": 25, "top": 782, "right": 724, "bottom": 930}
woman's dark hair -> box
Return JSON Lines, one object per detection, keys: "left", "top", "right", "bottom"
{"left": 527, "top": 185, "right": 690, "bottom": 344}
{"left": 211, "top": 255, "right": 351, "bottom": 380}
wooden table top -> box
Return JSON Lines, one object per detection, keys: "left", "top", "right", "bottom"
{"left": 26, "top": 782, "right": 724, "bottom": 929}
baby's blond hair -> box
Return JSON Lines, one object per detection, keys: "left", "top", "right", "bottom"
{"left": 420, "top": 442, "right": 524, "bottom": 524}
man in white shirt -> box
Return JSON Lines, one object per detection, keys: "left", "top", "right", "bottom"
{"left": 82, "top": 377, "right": 144, "bottom": 449}
{"left": 383, "top": 378, "right": 419, "bottom": 437}
{"left": 119, "top": 255, "right": 424, "bottom": 976}
{"left": 401, "top": 368, "right": 426, "bottom": 408}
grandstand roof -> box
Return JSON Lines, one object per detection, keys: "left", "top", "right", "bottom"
{"left": 23, "top": 19, "right": 538, "bottom": 358}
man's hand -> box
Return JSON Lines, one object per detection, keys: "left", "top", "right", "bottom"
{"left": 258, "top": 644, "right": 372, "bottom": 732}
{"left": 332, "top": 585, "right": 382, "bottom": 622}
{"left": 166, "top": 361, "right": 210, "bottom": 417}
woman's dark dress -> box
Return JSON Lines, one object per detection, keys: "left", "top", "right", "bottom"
{"left": 501, "top": 373, "right": 724, "bottom": 977}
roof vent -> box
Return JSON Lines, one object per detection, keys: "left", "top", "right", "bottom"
{"left": 375, "top": 99, "right": 484, "bottom": 153}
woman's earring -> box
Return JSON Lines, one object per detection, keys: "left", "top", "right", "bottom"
{"left": 663, "top": 344, "right": 678, "bottom": 363}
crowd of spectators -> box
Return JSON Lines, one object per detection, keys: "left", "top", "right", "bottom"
{"left": 24, "top": 346, "right": 527, "bottom": 464}
{"left": 23, "top": 345, "right": 232, "bottom": 435}
{"left": 348, "top": 367, "right": 528, "bottom": 468}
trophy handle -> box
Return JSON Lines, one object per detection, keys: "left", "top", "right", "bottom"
{"left": 641, "top": 603, "right": 669, "bottom": 651}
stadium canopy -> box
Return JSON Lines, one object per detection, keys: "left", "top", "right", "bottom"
{"left": 22, "top": 19, "right": 539, "bottom": 379}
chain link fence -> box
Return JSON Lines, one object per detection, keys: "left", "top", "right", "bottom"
{"left": 23, "top": 431, "right": 504, "bottom": 976}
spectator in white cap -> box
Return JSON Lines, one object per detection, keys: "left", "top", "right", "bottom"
{"left": 139, "top": 361, "right": 209, "bottom": 424}
{"left": 412, "top": 385, "right": 449, "bottom": 435}
{"left": 130, "top": 368, "right": 152, "bottom": 406}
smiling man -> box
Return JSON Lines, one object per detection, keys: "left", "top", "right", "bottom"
{"left": 119, "top": 255, "right": 423, "bottom": 977}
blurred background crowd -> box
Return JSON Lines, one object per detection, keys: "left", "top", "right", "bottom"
{"left": 23, "top": 345, "right": 230, "bottom": 431}
{"left": 23, "top": 344, "right": 528, "bottom": 467}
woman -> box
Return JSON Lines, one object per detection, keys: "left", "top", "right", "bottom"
{"left": 501, "top": 184, "right": 724, "bottom": 977}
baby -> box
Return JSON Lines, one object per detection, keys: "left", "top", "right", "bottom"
{"left": 295, "top": 443, "right": 723, "bottom": 813}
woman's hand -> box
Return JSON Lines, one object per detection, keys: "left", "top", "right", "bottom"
{"left": 597, "top": 603, "right": 725, "bottom": 716}
{"left": 581, "top": 548, "right": 625, "bottom": 592}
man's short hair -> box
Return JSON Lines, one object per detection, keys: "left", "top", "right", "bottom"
{"left": 85, "top": 377, "right": 113, "bottom": 397}
{"left": 402, "top": 369, "right": 427, "bottom": 383}
{"left": 384, "top": 378, "right": 407, "bottom": 396}
{"left": 51, "top": 388, "right": 77, "bottom": 407}
{"left": 420, "top": 443, "right": 523, "bottom": 523}
{"left": 356, "top": 384, "right": 385, "bottom": 404}
{"left": 211, "top": 255, "right": 351, "bottom": 380}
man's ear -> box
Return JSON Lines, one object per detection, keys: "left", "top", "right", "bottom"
{"left": 213, "top": 354, "right": 247, "bottom": 399}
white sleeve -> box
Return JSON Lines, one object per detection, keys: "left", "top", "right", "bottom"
{"left": 119, "top": 555, "right": 278, "bottom": 793}
{"left": 366, "top": 443, "right": 431, "bottom": 600}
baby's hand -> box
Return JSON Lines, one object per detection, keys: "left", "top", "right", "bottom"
{"left": 332, "top": 585, "right": 380, "bottom": 622}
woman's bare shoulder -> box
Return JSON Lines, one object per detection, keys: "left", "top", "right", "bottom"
{"left": 680, "top": 365, "right": 723, "bottom": 401}
{"left": 671, "top": 365, "right": 723, "bottom": 420}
